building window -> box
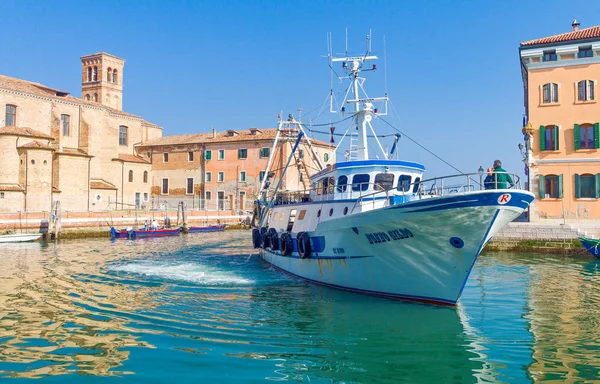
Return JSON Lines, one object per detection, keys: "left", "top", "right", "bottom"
{"left": 128, "top": 170, "right": 133, "bottom": 183}
{"left": 238, "top": 148, "right": 247, "bottom": 159}
{"left": 188, "top": 151, "right": 194, "bottom": 162}
{"left": 577, "top": 80, "right": 595, "bottom": 101}
{"left": 143, "top": 171, "right": 148, "bottom": 183}
{"left": 574, "top": 123, "right": 597, "bottom": 149}
{"left": 205, "top": 172, "right": 212, "bottom": 182}
{"left": 540, "top": 125, "right": 559, "bottom": 150}
{"left": 163, "top": 153, "right": 169, "bottom": 162}
{"left": 85, "top": 94, "right": 91, "bottom": 101}
{"left": 143, "top": 192, "right": 149, "bottom": 202}
{"left": 161, "top": 178, "right": 169, "bottom": 195}
{"left": 5, "top": 105, "right": 16, "bottom": 126}
{"left": 61, "top": 114, "right": 70, "bottom": 136}
{"left": 337, "top": 175, "right": 348, "bottom": 193}
{"left": 259, "top": 171, "right": 265, "bottom": 182}
{"left": 186, "top": 178, "right": 194, "bottom": 194}
{"left": 218, "top": 149, "right": 225, "bottom": 160}
{"left": 374, "top": 173, "right": 394, "bottom": 191}
{"left": 324, "top": 153, "right": 330, "bottom": 162}
{"left": 119, "top": 126, "right": 128, "bottom": 146}
{"left": 113, "top": 69, "right": 118, "bottom": 84}
{"left": 205, "top": 150, "right": 212, "bottom": 160}
{"left": 0, "top": 192, "right": 4, "bottom": 199}
{"left": 94, "top": 93, "right": 98, "bottom": 102}
{"left": 543, "top": 50, "right": 557, "bottom": 62}
{"left": 575, "top": 174, "right": 600, "bottom": 198}
{"left": 352, "top": 174, "right": 370, "bottom": 192}
{"left": 260, "top": 148, "right": 270, "bottom": 158}
{"left": 107, "top": 67, "right": 112, "bottom": 82}
{"left": 578, "top": 46, "right": 593, "bottom": 58}
{"left": 218, "top": 171, "right": 224, "bottom": 182}
{"left": 87, "top": 67, "right": 92, "bottom": 82}
{"left": 93, "top": 66, "right": 98, "bottom": 81}
{"left": 542, "top": 83, "right": 559, "bottom": 103}
{"left": 240, "top": 171, "right": 246, "bottom": 182}
{"left": 538, "top": 174, "right": 562, "bottom": 199}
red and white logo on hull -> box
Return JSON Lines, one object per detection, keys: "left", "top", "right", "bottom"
{"left": 498, "top": 194, "right": 511, "bottom": 204}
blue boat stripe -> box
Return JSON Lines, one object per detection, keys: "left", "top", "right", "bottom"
{"left": 263, "top": 248, "right": 371, "bottom": 260}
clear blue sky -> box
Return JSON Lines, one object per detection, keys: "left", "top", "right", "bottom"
{"left": 2, "top": 0, "right": 598, "bottom": 178}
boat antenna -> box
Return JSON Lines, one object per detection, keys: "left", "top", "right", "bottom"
{"left": 383, "top": 35, "right": 388, "bottom": 95}
{"left": 345, "top": 28, "right": 348, "bottom": 57}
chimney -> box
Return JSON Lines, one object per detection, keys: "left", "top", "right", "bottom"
{"left": 572, "top": 19, "right": 580, "bottom": 31}
{"left": 212, "top": 128, "right": 216, "bottom": 138}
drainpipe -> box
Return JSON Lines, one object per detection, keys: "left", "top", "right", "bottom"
{"left": 121, "top": 161, "right": 124, "bottom": 210}
{"left": 87, "top": 157, "right": 91, "bottom": 211}
{"left": 201, "top": 145, "right": 206, "bottom": 208}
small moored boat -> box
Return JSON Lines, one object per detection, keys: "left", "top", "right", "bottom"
{"left": 0, "top": 233, "right": 42, "bottom": 243}
{"left": 580, "top": 237, "right": 600, "bottom": 257}
{"left": 186, "top": 224, "right": 226, "bottom": 233}
{"left": 110, "top": 227, "right": 181, "bottom": 240}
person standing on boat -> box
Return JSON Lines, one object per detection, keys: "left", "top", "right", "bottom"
{"left": 484, "top": 167, "right": 495, "bottom": 190}
{"left": 151, "top": 219, "right": 159, "bottom": 230}
{"left": 491, "top": 160, "right": 514, "bottom": 189}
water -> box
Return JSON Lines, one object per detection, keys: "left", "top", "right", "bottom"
{"left": 0, "top": 232, "right": 599, "bottom": 383}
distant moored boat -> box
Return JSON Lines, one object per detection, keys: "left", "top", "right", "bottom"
{"left": 0, "top": 233, "right": 42, "bottom": 243}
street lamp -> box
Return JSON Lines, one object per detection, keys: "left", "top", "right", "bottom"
{"left": 478, "top": 166, "right": 484, "bottom": 190}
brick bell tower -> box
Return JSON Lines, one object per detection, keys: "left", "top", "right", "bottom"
{"left": 80, "top": 52, "right": 125, "bottom": 111}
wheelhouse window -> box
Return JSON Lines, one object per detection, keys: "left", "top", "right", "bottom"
{"left": 161, "top": 178, "right": 169, "bottom": 195}
{"left": 337, "top": 175, "right": 348, "bottom": 193}
{"left": 321, "top": 177, "right": 329, "bottom": 195}
{"left": 260, "top": 147, "right": 270, "bottom": 158}
{"left": 61, "top": 114, "right": 70, "bottom": 136}
{"left": 238, "top": 148, "right": 247, "bottom": 159}
{"left": 540, "top": 125, "right": 559, "bottom": 151}
{"left": 543, "top": 50, "right": 557, "bottom": 62}
{"left": 351, "top": 174, "right": 370, "bottom": 192}
{"left": 539, "top": 174, "right": 562, "bottom": 199}
{"left": 328, "top": 176, "right": 335, "bottom": 194}
{"left": 5, "top": 105, "right": 16, "bottom": 126}
{"left": 578, "top": 46, "right": 593, "bottom": 58}
{"left": 578, "top": 80, "right": 595, "bottom": 101}
{"left": 119, "top": 125, "right": 128, "bottom": 146}
{"left": 575, "top": 173, "right": 600, "bottom": 198}
{"left": 188, "top": 151, "right": 194, "bottom": 162}
{"left": 412, "top": 177, "right": 421, "bottom": 193}
{"left": 542, "top": 83, "right": 559, "bottom": 103}
{"left": 186, "top": 178, "right": 194, "bottom": 194}
{"left": 398, "top": 175, "right": 412, "bottom": 192}
{"left": 374, "top": 173, "right": 394, "bottom": 191}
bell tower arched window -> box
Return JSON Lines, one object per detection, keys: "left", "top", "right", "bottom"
{"left": 113, "top": 69, "right": 118, "bottom": 84}
{"left": 94, "top": 93, "right": 98, "bottom": 102}
{"left": 107, "top": 67, "right": 112, "bottom": 82}
{"left": 87, "top": 67, "right": 92, "bottom": 82}
{"left": 93, "top": 66, "right": 98, "bottom": 81}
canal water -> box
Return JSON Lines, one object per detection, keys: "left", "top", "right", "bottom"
{"left": 0, "top": 231, "right": 599, "bottom": 383}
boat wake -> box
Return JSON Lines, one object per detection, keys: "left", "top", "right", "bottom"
{"left": 109, "top": 261, "right": 254, "bottom": 286}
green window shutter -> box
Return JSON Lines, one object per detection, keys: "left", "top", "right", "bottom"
{"left": 574, "top": 124, "right": 580, "bottom": 150}
{"left": 594, "top": 122, "right": 600, "bottom": 148}
{"left": 539, "top": 126, "right": 546, "bottom": 151}
{"left": 596, "top": 173, "right": 600, "bottom": 198}
{"left": 558, "top": 174, "right": 564, "bottom": 198}
{"left": 554, "top": 126, "right": 560, "bottom": 150}
{"left": 575, "top": 174, "right": 581, "bottom": 198}
{"left": 205, "top": 150, "right": 212, "bottom": 160}
{"left": 539, "top": 175, "right": 545, "bottom": 199}
{"left": 238, "top": 149, "right": 242, "bottom": 159}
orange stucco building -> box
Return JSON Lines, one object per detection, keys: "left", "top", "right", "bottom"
{"left": 520, "top": 21, "right": 600, "bottom": 220}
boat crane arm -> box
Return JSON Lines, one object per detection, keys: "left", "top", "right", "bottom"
{"left": 258, "top": 132, "right": 304, "bottom": 228}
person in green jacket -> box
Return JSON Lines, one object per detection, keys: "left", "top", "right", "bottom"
{"left": 491, "top": 160, "right": 514, "bottom": 189}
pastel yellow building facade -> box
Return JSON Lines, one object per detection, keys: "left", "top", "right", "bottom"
{"left": 0, "top": 53, "right": 162, "bottom": 212}
{"left": 520, "top": 21, "right": 600, "bottom": 220}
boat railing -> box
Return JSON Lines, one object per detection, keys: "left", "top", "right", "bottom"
{"left": 271, "top": 171, "right": 522, "bottom": 209}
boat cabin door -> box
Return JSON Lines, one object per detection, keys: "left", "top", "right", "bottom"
{"left": 286, "top": 209, "right": 297, "bottom": 232}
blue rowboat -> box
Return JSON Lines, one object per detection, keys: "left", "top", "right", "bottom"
{"left": 580, "top": 237, "right": 600, "bottom": 257}
{"left": 186, "top": 224, "right": 226, "bottom": 233}
{"left": 110, "top": 227, "right": 181, "bottom": 240}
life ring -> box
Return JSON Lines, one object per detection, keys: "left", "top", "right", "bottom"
{"left": 260, "top": 227, "right": 269, "bottom": 248}
{"left": 268, "top": 228, "right": 279, "bottom": 250}
{"left": 280, "top": 233, "right": 293, "bottom": 256}
{"left": 297, "top": 231, "right": 312, "bottom": 259}
{"left": 252, "top": 228, "right": 262, "bottom": 248}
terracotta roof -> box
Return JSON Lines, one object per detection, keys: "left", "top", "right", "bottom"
{"left": 0, "top": 75, "right": 145, "bottom": 119}
{"left": 57, "top": 148, "right": 92, "bottom": 157}
{"left": 0, "top": 126, "right": 54, "bottom": 140}
{"left": 0, "top": 184, "right": 24, "bottom": 192}
{"left": 112, "top": 154, "right": 149, "bottom": 163}
{"left": 17, "top": 140, "right": 54, "bottom": 150}
{"left": 90, "top": 179, "right": 117, "bottom": 190}
{"left": 521, "top": 25, "right": 600, "bottom": 47}
{"left": 138, "top": 128, "right": 333, "bottom": 148}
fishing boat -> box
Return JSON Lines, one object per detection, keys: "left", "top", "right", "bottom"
{"left": 0, "top": 233, "right": 42, "bottom": 243}
{"left": 251, "top": 33, "right": 535, "bottom": 306}
{"left": 186, "top": 224, "right": 226, "bottom": 233}
{"left": 110, "top": 227, "right": 181, "bottom": 240}
{"left": 579, "top": 237, "right": 600, "bottom": 257}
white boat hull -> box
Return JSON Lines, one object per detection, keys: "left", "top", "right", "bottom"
{"left": 260, "top": 190, "right": 534, "bottom": 305}
{"left": 0, "top": 234, "right": 42, "bottom": 243}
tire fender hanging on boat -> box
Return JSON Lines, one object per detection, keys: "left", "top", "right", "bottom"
{"left": 297, "top": 231, "right": 312, "bottom": 258}
{"left": 252, "top": 228, "right": 262, "bottom": 248}
{"left": 260, "top": 227, "right": 269, "bottom": 248}
{"left": 268, "top": 228, "right": 279, "bottom": 251}
{"left": 280, "top": 232, "right": 293, "bottom": 256}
